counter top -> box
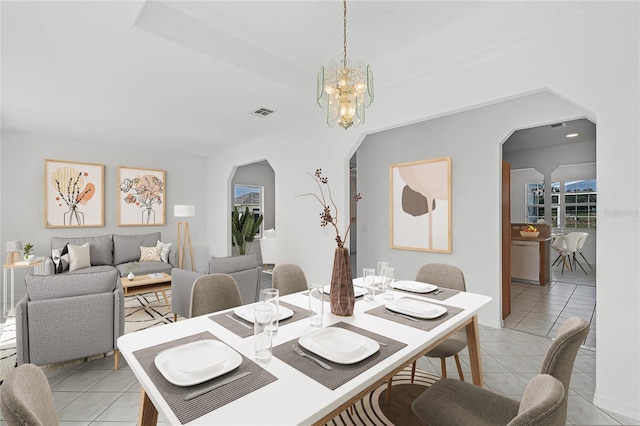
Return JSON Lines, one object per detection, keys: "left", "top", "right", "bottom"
{"left": 511, "top": 236, "right": 552, "bottom": 242}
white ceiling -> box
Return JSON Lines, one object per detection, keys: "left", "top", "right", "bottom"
{"left": 503, "top": 118, "right": 596, "bottom": 153}
{"left": 1, "top": 1, "right": 586, "bottom": 155}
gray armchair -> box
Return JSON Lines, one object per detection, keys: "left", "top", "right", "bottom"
{"left": 171, "top": 254, "right": 260, "bottom": 321}
{"left": 16, "top": 270, "right": 124, "bottom": 370}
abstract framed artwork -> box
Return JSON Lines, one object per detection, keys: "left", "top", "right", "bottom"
{"left": 44, "top": 159, "right": 104, "bottom": 228}
{"left": 390, "top": 157, "right": 452, "bottom": 253}
{"left": 118, "top": 166, "right": 165, "bottom": 226}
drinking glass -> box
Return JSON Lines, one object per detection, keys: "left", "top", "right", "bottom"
{"left": 261, "top": 288, "right": 279, "bottom": 335}
{"left": 254, "top": 303, "right": 273, "bottom": 363}
{"left": 376, "top": 261, "right": 388, "bottom": 293}
{"left": 383, "top": 266, "right": 395, "bottom": 300}
{"left": 308, "top": 283, "right": 324, "bottom": 327}
{"left": 363, "top": 267, "right": 376, "bottom": 301}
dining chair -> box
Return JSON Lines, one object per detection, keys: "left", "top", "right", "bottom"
{"left": 189, "top": 274, "right": 242, "bottom": 317}
{"left": 411, "top": 373, "right": 565, "bottom": 426}
{"left": 564, "top": 232, "right": 588, "bottom": 274}
{"left": 551, "top": 235, "right": 572, "bottom": 273}
{"left": 1, "top": 363, "right": 58, "bottom": 426}
{"left": 272, "top": 264, "right": 308, "bottom": 296}
{"left": 574, "top": 232, "right": 593, "bottom": 270}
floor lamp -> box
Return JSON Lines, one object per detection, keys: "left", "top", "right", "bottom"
{"left": 174, "top": 205, "right": 195, "bottom": 271}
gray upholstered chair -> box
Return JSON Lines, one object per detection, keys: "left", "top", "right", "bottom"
{"left": 208, "top": 254, "right": 261, "bottom": 305}
{"left": 411, "top": 373, "right": 565, "bottom": 426}
{"left": 1, "top": 363, "right": 58, "bottom": 426}
{"left": 411, "top": 317, "right": 589, "bottom": 424}
{"left": 189, "top": 274, "right": 242, "bottom": 317}
{"left": 172, "top": 270, "right": 244, "bottom": 320}
{"left": 415, "top": 263, "right": 467, "bottom": 381}
{"left": 272, "top": 264, "right": 308, "bottom": 296}
{"left": 16, "top": 270, "right": 124, "bottom": 370}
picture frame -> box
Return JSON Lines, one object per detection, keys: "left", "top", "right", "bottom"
{"left": 118, "top": 166, "right": 166, "bottom": 226}
{"left": 390, "top": 157, "right": 452, "bottom": 253}
{"left": 44, "top": 159, "right": 105, "bottom": 228}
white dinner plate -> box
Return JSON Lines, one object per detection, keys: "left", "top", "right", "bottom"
{"left": 391, "top": 280, "right": 438, "bottom": 294}
{"left": 323, "top": 285, "right": 367, "bottom": 298}
{"left": 154, "top": 340, "right": 242, "bottom": 386}
{"left": 298, "top": 327, "right": 380, "bottom": 364}
{"left": 385, "top": 298, "right": 447, "bottom": 319}
{"left": 233, "top": 304, "right": 294, "bottom": 323}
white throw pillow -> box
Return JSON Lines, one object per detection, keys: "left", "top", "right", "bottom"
{"left": 68, "top": 243, "right": 91, "bottom": 272}
{"left": 156, "top": 240, "right": 171, "bottom": 263}
{"left": 139, "top": 245, "right": 160, "bottom": 262}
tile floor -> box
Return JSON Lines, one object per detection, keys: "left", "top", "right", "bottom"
{"left": 2, "top": 268, "right": 638, "bottom": 425}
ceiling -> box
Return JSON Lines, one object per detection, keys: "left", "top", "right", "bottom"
{"left": 1, "top": 1, "right": 587, "bottom": 156}
{"left": 503, "top": 118, "right": 596, "bottom": 153}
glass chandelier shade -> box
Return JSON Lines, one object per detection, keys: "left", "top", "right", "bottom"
{"left": 317, "top": 1, "right": 374, "bottom": 130}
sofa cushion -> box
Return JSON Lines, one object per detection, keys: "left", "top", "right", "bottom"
{"left": 116, "top": 261, "right": 172, "bottom": 277}
{"left": 113, "top": 233, "right": 161, "bottom": 265}
{"left": 25, "top": 270, "right": 118, "bottom": 301}
{"left": 209, "top": 254, "right": 257, "bottom": 274}
{"left": 157, "top": 240, "right": 171, "bottom": 263}
{"left": 66, "top": 265, "right": 116, "bottom": 275}
{"left": 50, "top": 235, "right": 113, "bottom": 266}
{"left": 68, "top": 243, "right": 91, "bottom": 272}
{"left": 139, "top": 245, "right": 160, "bottom": 262}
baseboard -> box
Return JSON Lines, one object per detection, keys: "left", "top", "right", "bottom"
{"left": 593, "top": 392, "right": 640, "bottom": 421}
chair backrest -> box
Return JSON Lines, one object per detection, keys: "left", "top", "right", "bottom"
{"left": 415, "top": 263, "right": 466, "bottom": 291}
{"left": 189, "top": 274, "right": 242, "bottom": 317}
{"left": 1, "top": 363, "right": 58, "bottom": 426}
{"left": 563, "top": 232, "right": 583, "bottom": 252}
{"left": 539, "top": 316, "right": 590, "bottom": 420}
{"left": 272, "top": 264, "right": 308, "bottom": 296}
{"left": 551, "top": 235, "right": 569, "bottom": 253}
{"left": 507, "top": 374, "right": 565, "bottom": 426}
{"left": 574, "top": 232, "right": 589, "bottom": 250}
{"left": 209, "top": 254, "right": 260, "bottom": 304}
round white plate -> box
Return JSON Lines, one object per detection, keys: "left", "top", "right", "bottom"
{"left": 155, "top": 340, "right": 242, "bottom": 386}
{"left": 391, "top": 280, "right": 438, "bottom": 293}
{"left": 233, "top": 304, "right": 294, "bottom": 323}
{"left": 298, "top": 327, "right": 379, "bottom": 364}
{"left": 385, "top": 298, "right": 447, "bottom": 319}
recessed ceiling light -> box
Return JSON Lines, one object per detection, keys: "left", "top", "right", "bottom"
{"left": 566, "top": 133, "right": 579, "bottom": 138}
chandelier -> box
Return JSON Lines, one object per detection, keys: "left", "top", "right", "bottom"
{"left": 317, "top": 0, "right": 373, "bottom": 130}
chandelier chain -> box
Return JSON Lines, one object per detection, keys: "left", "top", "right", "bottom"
{"left": 343, "top": 0, "right": 347, "bottom": 65}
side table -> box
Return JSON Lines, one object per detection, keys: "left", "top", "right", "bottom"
{"left": 3, "top": 257, "right": 44, "bottom": 317}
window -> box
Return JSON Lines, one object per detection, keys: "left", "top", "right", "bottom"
{"left": 525, "top": 179, "right": 596, "bottom": 229}
{"left": 233, "top": 184, "right": 263, "bottom": 237}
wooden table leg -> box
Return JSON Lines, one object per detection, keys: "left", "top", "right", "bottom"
{"left": 161, "top": 290, "right": 171, "bottom": 309}
{"left": 138, "top": 388, "right": 159, "bottom": 426}
{"left": 465, "top": 315, "right": 484, "bottom": 387}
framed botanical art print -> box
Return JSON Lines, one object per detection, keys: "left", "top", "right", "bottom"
{"left": 390, "top": 157, "right": 452, "bottom": 253}
{"left": 118, "top": 166, "right": 165, "bottom": 226}
{"left": 45, "top": 159, "right": 105, "bottom": 228}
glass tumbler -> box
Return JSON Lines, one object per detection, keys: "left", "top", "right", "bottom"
{"left": 363, "top": 267, "right": 376, "bottom": 301}
{"left": 254, "top": 303, "right": 273, "bottom": 363}
{"left": 383, "top": 266, "right": 395, "bottom": 300}
{"left": 308, "top": 283, "right": 324, "bottom": 327}
{"left": 262, "top": 288, "right": 280, "bottom": 335}
{"left": 376, "top": 261, "right": 388, "bottom": 293}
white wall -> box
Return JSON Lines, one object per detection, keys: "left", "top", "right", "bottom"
{"left": 204, "top": 2, "right": 640, "bottom": 418}
{"left": 510, "top": 168, "right": 544, "bottom": 222}
{"left": 0, "top": 130, "right": 210, "bottom": 301}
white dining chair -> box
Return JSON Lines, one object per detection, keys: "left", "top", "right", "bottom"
{"left": 564, "top": 232, "right": 588, "bottom": 274}
{"left": 551, "top": 235, "right": 571, "bottom": 274}
{"left": 575, "top": 232, "right": 593, "bottom": 270}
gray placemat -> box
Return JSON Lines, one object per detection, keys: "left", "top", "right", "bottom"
{"left": 133, "top": 331, "right": 277, "bottom": 424}
{"left": 365, "top": 297, "right": 463, "bottom": 331}
{"left": 209, "top": 301, "right": 308, "bottom": 338}
{"left": 391, "top": 287, "right": 459, "bottom": 301}
{"left": 272, "top": 322, "right": 407, "bottom": 390}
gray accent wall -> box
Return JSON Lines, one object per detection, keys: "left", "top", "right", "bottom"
{"left": 1, "top": 129, "right": 208, "bottom": 302}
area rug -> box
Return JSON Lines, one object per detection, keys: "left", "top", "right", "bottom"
{"left": 328, "top": 367, "right": 438, "bottom": 425}
{"left": 0, "top": 290, "right": 174, "bottom": 381}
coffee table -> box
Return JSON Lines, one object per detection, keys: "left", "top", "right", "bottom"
{"left": 121, "top": 272, "right": 171, "bottom": 309}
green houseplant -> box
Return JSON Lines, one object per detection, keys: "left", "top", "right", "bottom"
{"left": 231, "top": 206, "right": 263, "bottom": 255}
{"left": 23, "top": 243, "right": 35, "bottom": 260}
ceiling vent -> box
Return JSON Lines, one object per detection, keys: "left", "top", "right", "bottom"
{"left": 550, "top": 122, "right": 566, "bottom": 128}
{"left": 251, "top": 107, "right": 275, "bottom": 118}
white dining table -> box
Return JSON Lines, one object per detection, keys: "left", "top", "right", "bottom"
{"left": 117, "top": 288, "right": 491, "bottom": 425}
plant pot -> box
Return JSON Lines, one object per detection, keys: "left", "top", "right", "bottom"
{"left": 330, "top": 247, "right": 355, "bottom": 316}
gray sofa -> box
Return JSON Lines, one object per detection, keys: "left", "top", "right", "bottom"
{"left": 16, "top": 270, "right": 124, "bottom": 369}
{"left": 171, "top": 254, "right": 261, "bottom": 320}
{"left": 44, "top": 232, "right": 175, "bottom": 277}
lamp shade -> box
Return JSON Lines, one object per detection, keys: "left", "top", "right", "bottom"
{"left": 174, "top": 205, "right": 195, "bottom": 218}
{"left": 5, "top": 240, "right": 22, "bottom": 252}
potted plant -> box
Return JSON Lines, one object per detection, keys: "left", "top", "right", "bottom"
{"left": 231, "top": 206, "right": 263, "bottom": 255}
{"left": 23, "top": 243, "right": 35, "bottom": 261}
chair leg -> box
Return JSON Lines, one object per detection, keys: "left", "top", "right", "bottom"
{"left": 440, "top": 357, "right": 447, "bottom": 378}
{"left": 573, "top": 253, "right": 587, "bottom": 274}
{"left": 411, "top": 360, "right": 417, "bottom": 383}
{"left": 173, "top": 313, "right": 177, "bottom": 322}
{"left": 114, "top": 350, "right": 119, "bottom": 371}
{"left": 454, "top": 354, "right": 464, "bottom": 381}
{"left": 579, "top": 251, "right": 594, "bottom": 270}
{"left": 551, "top": 254, "right": 562, "bottom": 267}
{"left": 385, "top": 376, "right": 393, "bottom": 403}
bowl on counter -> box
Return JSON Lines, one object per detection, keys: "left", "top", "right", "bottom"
{"left": 520, "top": 231, "right": 540, "bottom": 238}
